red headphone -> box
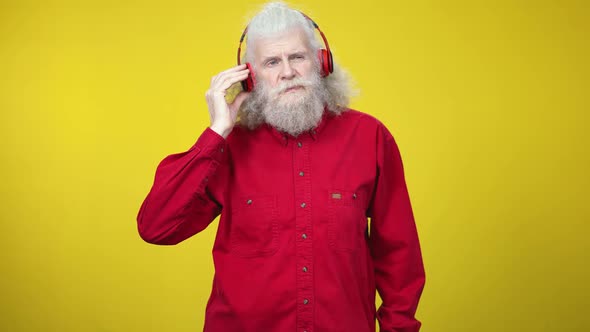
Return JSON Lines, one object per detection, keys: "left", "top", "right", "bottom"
{"left": 237, "top": 12, "right": 334, "bottom": 92}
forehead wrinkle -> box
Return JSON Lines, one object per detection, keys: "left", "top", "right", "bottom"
{"left": 261, "top": 49, "right": 308, "bottom": 59}
{"left": 251, "top": 27, "right": 312, "bottom": 59}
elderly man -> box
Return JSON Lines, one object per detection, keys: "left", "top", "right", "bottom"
{"left": 137, "top": 2, "right": 425, "bottom": 331}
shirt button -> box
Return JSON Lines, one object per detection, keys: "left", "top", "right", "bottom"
{"left": 303, "top": 299, "right": 309, "bottom": 305}
{"left": 302, "top": 266, "right": 308, "bottom": 272}
{"left": 299, "top": 171, "right": 304, "bottom": 176}
{"left": 300, "top": 202, "right": 306, "bottom": 208}
{"left": 302, "top": 233, "right": 307, "bottom": 239}
{"left": 246, "top": 199, "right": 252, "bottom": 205}
{"left": 220, "top": 147, "right": 224, "bottom": 153}
{"left": 353, "top": 193, "right": 357, "bottom": 199}
{"left": 297, "top": 142, "right": 302, "bottom": 148}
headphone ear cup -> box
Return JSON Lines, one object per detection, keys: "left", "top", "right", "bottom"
{"left": 317, "top": 49, "right": 333, "bottom": 77}
{"left": 327, "top": 50, "right": 334, "bottom": 74}
{"left": 241, "top": 62, "right": 256, "bottom": 92}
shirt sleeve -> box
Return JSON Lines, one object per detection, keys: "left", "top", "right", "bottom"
{"left": 136, "top": 127, "right": 227, "bottom": 245}
{"left": 368, "top": 123, "right": 426, "bottom": 332}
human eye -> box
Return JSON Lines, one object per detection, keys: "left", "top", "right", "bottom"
{"left": 291, "top": 53, "right": 305, "bottom": 61}
{"left": 265, "top": 58, "right": 280, "bottom": 67}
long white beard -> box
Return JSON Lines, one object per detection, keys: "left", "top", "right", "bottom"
{"left": 240, "top": 71, "right": 329, "bottom": 137}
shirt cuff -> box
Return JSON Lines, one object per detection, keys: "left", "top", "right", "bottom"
{"left": 189, "top": 127, "right": 228, "bottom": 163}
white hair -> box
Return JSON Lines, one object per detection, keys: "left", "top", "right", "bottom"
{"left": 235, "top": 1, "right": 358, "bottom": 130}
{"left": 243, "top": 2, "right": 322, "bottom": 65}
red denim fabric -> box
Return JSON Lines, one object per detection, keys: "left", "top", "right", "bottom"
{"left": 137, "top": 109, "right": 425, "bottom": 332}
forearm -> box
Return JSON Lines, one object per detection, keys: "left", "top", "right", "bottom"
{"left": 370, "top": 124, "right": 426, "bottom": 331}
{"left": 137, "top": 127, "right": 227, "bottom": 245}
{"left": 373, "top": 229, "right": 425, "bottom": 332}
{"left": 370, "top": 182, "right": 425, "bottom": 331}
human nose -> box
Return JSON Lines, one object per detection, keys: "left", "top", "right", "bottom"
{"left": 279, "top": 59, "right": 295, "bottom": 80}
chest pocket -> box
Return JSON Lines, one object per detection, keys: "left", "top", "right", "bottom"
{"left": 328, "top": 189, "right": 368, "bottom": 252}
{"left": 229, "top": 194, "right": 279, "bottom": 258}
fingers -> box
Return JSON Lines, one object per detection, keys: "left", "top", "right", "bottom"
{"left": 223, "top": 63, "right": 248, "bottom": 75}
{"left": 214, "top": 70, "right": 249, "bottom": 92}
{"left": 210, "top": 64, "right": 248, "bottom": 85}
{"left": 210, "top": 66, "right": 250, "bottom": 95}
{"left": 217, "top": 63, "right": 247, "bottom": 76}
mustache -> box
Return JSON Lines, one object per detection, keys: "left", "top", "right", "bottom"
{"left": 267, "top": 77, "right": 316, "bottom": 98}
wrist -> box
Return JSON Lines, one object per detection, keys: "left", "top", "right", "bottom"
{"left": 209, "top": 124, "right": 232, "bottom": 139}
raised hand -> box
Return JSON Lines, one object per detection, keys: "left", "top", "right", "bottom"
{"left": 206, "top": 64, "right": 251, "bottom": 138}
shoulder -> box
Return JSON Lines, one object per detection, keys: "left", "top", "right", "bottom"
{"left": 330, "top": 108, "right": 392, "bottom": 134}
{"left": 227, "top": 122, "right": 264, "bottom": 140}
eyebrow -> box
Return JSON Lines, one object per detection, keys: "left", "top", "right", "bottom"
{"left": 261, "top": 51, "right": 308, "bottom": 62}
{"left": 262, "top": 56, "right": 280, "bottom": 63}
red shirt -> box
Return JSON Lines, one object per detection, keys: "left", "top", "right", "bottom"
{"left": 137, "top": 109, "right": 425, "bottom": 332}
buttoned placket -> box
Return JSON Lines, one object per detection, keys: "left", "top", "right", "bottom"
{"left": 293, "top": 135, "right": 314, "bottom": 332}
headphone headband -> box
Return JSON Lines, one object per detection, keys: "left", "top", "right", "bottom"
{"left": 237, "top": 12, "right": 332, "bottom": 66}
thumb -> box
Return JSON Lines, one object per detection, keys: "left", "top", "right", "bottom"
{"left": 230, "top": 91, "right": 250, "bottom": 111}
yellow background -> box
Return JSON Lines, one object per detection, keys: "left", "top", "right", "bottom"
{"left": 1, "top": 0, "right": 588, "bottom": 331}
